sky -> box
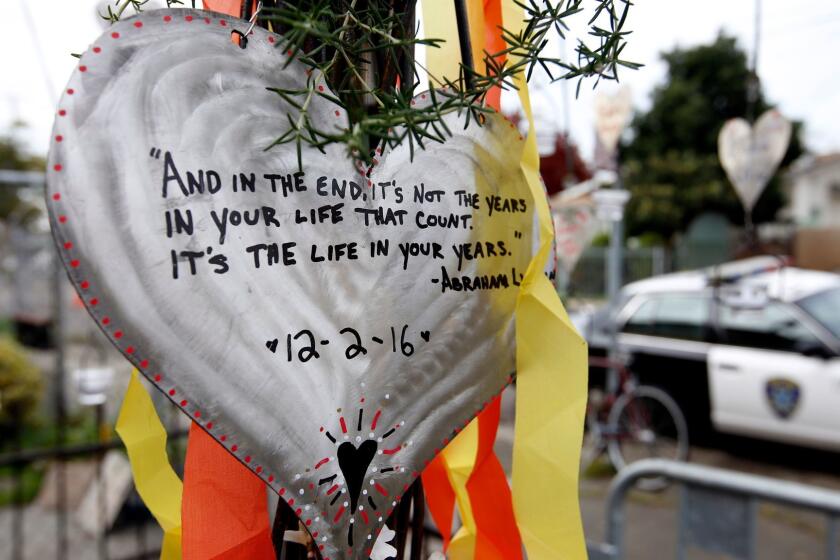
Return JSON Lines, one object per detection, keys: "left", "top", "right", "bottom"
{"left": 2, "top": 0, "right": 839, "bottom": 162}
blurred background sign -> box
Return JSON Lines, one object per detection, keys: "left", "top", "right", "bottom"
{"left": 593, "top": 87, "right": 632, "bottom": 169}
{"left": 719, "top": 109, "right": 792, "bottom": 217}
{"left": 551, "top": 177, "right": 603, "bottom": 283}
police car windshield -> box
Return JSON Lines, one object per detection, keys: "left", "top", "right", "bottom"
{"left": 797, "top": 287, "right": 840, "bottom": 339}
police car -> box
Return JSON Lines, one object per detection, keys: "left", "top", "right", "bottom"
{"left": 582, "top": 256, "right": 840, "bottom": 450}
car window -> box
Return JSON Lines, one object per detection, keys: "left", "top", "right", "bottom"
{"left": 623, "top": 298, "right": 658, "bottom": 336}
{"left": 622, "top": 294, "right": 710, "bottom": 341}
{"left": 797, "top": 287, "right": 840, "bottom": 339}
{"left": 653, "top": 295, "right": 710, "bottom": 341}
{"left": 719, "top": 302, "right": 822, "bottom": 352}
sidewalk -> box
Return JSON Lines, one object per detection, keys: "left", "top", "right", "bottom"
{"left": 0, "top": 504, "right": 161, "bottom": 560}
{"left": 495, "top": 386, "right": 834, "bottom": 560}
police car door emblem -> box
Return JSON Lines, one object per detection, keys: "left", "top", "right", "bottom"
{"left": 765, "top": 378, "right": 801, "bottom": 419}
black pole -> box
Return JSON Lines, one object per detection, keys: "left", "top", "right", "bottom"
{"left": 51, "top": 185, "right": 68, "bottom": 560}
{"left": 453, "top": 0, "right": 476, "bottom": 89}
{"left": 399, "top": 0, "right": 417, "bottom": 95}
{"left": 12, "top": 429, "right": 23, "bottom": 560}
{"left": 96, "top": 403, "right": 109, "bottom": 560}
{"left": 409, "top": 480, "right": 425, "bottom": 560}
{"left": 392, "top": 489, "right": 412, "bottom": 560}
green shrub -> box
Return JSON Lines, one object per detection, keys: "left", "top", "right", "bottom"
{"left": 0, "top": 336, "right": 42, "bottom": 427}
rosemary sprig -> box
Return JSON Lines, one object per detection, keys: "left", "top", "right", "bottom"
{"left": 102, "top": 0, "right": 639, "bottom": 163}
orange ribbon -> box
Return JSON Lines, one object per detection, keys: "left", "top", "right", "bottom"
{"left": 421, "top": 456, "right": 456, "bottom": 549}
{"left": 202, "top": 0, "right": 249, "bottom": 16}
{"left": 468, "top": 397, "right": 523, "bottom": 559}
{"left": 480, "top": 0, "right": 506, "bottom": 109}
{"left": 182, "top": 423, "right": 275, "bottom": 560}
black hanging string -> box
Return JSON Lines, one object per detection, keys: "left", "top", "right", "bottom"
{"left": 746, "top": 0, "right": 761, "bottom": 124}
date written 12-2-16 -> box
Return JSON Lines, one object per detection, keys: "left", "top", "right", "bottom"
{"left": 265, "top": 325, "right": 431, "bottom": 363}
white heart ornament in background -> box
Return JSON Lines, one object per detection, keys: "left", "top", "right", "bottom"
{"left": 718, "top": 109, "right": 792, "bottom": 212}
{"left": 47, "top": 10, "right": 534, "bottom": 559}
{"left": 594, "top": 86, "right": 632, "bottom": 155}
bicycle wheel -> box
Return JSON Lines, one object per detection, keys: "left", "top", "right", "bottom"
{"left": 606, "top": 385, "right": 689, "bottom": 487}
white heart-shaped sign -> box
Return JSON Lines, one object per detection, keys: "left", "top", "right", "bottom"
{"left": 594, "top": 87, "right": 632, "bottom": 155}
{"left": 718, "top": 109, "right": 792, "bottom": 212}
{"left": 47, "top": 10, "right": 534, "bottom": 559}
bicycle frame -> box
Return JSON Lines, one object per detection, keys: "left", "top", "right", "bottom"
{"left": 586, "top": 357, "right": 654, "bottom": 441}
{"left": 588, "top": 356, "right": 636, "bottom": 397}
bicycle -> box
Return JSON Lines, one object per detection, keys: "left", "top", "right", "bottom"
{"left": 581, "top": 356, "right": 690, "bottom": 490}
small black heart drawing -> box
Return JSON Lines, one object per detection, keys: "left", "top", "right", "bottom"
{"left": 337, "top": 439, "right": 378, "bottom": 511}
{"left": 420, "top": 331, "right": 430, "bottom": 342}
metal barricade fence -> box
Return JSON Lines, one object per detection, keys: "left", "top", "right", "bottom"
{"left": 0, "top": 432, "right": 188, "bottom": 560}
{"left": 587, "top": 459, "right": 840, "bottom": 560}
{"left": 567, "top": 246, "right": 668, "bottom": 298}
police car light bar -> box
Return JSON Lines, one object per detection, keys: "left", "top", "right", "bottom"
{"left": 705, "top": 255, "right": 791, "bottom": 286}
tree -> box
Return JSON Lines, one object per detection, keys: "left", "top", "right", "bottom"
{"left": 540, "top": 135, "right": 592, "bottom": 196}
{"left": 0, "top": 336, "right": 41, "bottom": 437}
{"left": 621, "top": 33, "right": 804, "bottom": 244}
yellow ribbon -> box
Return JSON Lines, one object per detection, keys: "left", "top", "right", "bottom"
{"left": 501, "top": 1, "right": 588, "bottom": 558}
{"left": 421, "top": 0, "right": 461, "bottom": 86}
{"left": 116, "top": 370, "right": 184, "bottom": 560}
{"left": 441, "top": 421, "right": 481, "bottom": 558}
